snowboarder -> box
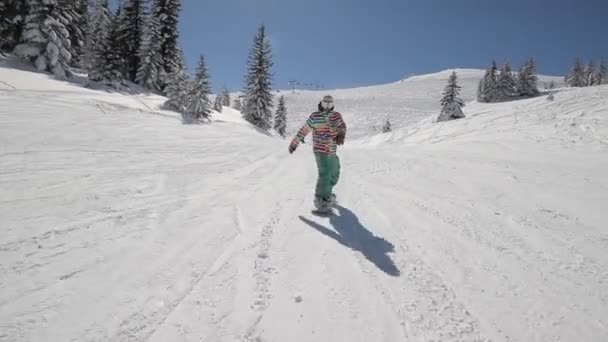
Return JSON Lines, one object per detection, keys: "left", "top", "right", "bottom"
{"left": 288, "top": 95, "right": 347, "bottom": 213}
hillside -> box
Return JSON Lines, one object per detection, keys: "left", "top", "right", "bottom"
{"left": 281, "top": 69, "right": 564, "bottom": 139}
{"left": 1, "top": 62, "right": 607, "bottom": 342}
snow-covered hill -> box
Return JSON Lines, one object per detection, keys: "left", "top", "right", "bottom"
{"left": 1, "top": 61, "right": 607, "bottom": 342}
{"left": 281, "top": 69, "right": 564, "bottom": 138}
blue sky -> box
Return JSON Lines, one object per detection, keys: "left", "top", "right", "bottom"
{"left": 115, "top": 0, "right": 607, "bottom": 92}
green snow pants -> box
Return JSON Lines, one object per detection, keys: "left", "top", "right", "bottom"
{"left": 314, "top": 153, "right": 340, "bottom": 200}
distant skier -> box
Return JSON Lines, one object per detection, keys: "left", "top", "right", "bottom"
{"left": 288, "top": 95, "right": 347, "bottom": 213}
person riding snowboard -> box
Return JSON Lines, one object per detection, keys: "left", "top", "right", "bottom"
{"left": 289, "top": 95, "right": 347, "bottom": 212}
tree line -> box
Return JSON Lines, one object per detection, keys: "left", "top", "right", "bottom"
{"left": 0, "top": 0, "right": 288, "bottom": 135}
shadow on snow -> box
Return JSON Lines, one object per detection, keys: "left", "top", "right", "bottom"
{"left": 299, "top": 206, "right": 400, "bottom": 277}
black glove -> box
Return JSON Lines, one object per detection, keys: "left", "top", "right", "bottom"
{"left": 288, "top": 143, "right": 297, "bottom": 154}
{"left": 336, "top": 131, "right": 345, "bottom": 145}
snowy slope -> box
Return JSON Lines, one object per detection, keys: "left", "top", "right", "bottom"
{"left": 1, "top": 62, "right": 607, "bottom": 342}
{"left": 281, "top": 69, "right": 564, "bottom": 138}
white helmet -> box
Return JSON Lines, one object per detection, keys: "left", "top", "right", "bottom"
{"left": 320, "top": 95, "right": 334, "bottom": 111}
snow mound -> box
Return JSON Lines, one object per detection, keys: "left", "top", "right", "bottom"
{"left": 403, "top": 68, "right": 485, "bottom": 82}
{"left": 358, "top": 85, "right": 608, "bottom": 147}
{"left": 0, "top": 56, "right": 266, "bottom": 135}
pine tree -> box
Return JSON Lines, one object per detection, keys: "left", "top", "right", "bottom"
{"left": 184, "top": 55, "right": 212, "bottom": 123}
{"left": 163, "top": 69, "right": 190, "bottom": 113}
{"left": 566, "top": 58, "right": 586, "bottom": 87}
{"left": 233, "top": 96, "right": 242, "bottom": 110}
{"left": 213, "top": 93, "right": 223, "bottom": 112}
{"left": 382, "top": 118, "right": 392, "bottom": 133}
{"left": 150, "top": 0, "right": 181, "bottom": 91}
{"left": 487, "top": 60, "right": 500, "bottom": 102}
{"left": 476, "top": 78, "right": 484, "bottom": 102}
{"left": 0, "top": 0, "right": 28, "bottom": 53}
{"left": 103, "top": 7, "right": 126, "bottom": 83}
{"left": 242, "top": 24, "right": 274, "bottom": 130}
{"left": 478, "top": 61, "right": 499, "bottom": 103}
{"left": 497, "top": 60, "right": 516, "bottom": 101}
{"left": 593, "top": 59, "right": 607, "bottom": 86}
{"left": 0, "top": 1, "right": 10, "bottom": 51}
{"left": 583, "top": 60, "right": 595, "bottom": 86}
{"left": 274, "top": 95, "right": 287, "bottom": 137}
{"left": 219, "top": 86, "right": 231, "bottom": 106}
{"left": 14, "top": 0, "right": 73, "bottom": 78}
{"left": 515, "top": 57, "right": 540, "bottom": 98}
{"left": 174, "top": 48, "right": 187, "bottom": 72}
{"left": 437, "top": 71, "right": 465, "bottom": 122}
{"left": 136, "top": 15, "right": 164, "bottom": 92}
{"left": 117, "top": 0, "right": 146, "bottom": 82}
{"left": 87, "top": 0, "right": 112, "bottom": 82}
{"left": 65, "top": 0, "right": 88, "bottom": 67}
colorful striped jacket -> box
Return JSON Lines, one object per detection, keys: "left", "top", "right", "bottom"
{"left": 290, "top": 110, "right": 347, "bottom": 156}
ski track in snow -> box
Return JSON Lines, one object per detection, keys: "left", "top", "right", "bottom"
{"left": 1, "top": 64, "right": 607, "bottom": 341}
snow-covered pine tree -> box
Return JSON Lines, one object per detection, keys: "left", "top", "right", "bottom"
{"left": 242, "top": 24, "right": 274, "bottom": 130}
{"left": 82, "top": 0, "right": 97, "bottom": 72}
{"left": 174, "top": 47, "right": 187, "bottom": 72}
{"left": 233, "top": 96, "right": 242, "bottom": 110}
{"left": 382, "top": 118, "right": 392, "bottom": 133}
{"left": 117, "top": 0, "right": 146, "bottom": 82}
{"left": 593, "top": 59, "right": 607, "bottom": 86}
{"left": 0, "top": 0, "right": 28, "bottom": 53}
{"left": 479, "top": 61, "right": 499, "bottom": 102}
{"left": 515, "top": 57, "right": 540, "bottom": 98}
{"left": 87, "top": 0, "right": 112, "bottom": 82}
{"left": 184, "top": 55, "right": 212, "bottom": 123}
{"left": 583, "top": 60, "right": 595, "bottom": 86}
{"left": 219, "top": 87, "right": 231, "bottom": 106}
{"left": 548, "top": 80, "right": 556, "bottom": 89}
{"left": 150, "top": 0, "right": 181, "bottom": 91}
{"left": 213, "top": 93, "right": 223, "bottom": 112}
{"left": 566, "top": 58, "right": 586, "bottom": 87}
{"left": 163, "top": 69, "right": 190, "bottom": 113}
{"left": 136, "top": 15, "right": 163, "bottom": 92}
{"left": 14, "top": 0, "right": 73, "bottom": 78}
{"left": 476, "top": 77, "right": 485, "bottom": 102}
{"left": 65, "top": 0, "right": 88, "bottom": 67}
{"left": 102, "top": 6, "right": 126, "bottom": 83}
{"left": 497, "top": 60, "right": 516, "bottom": 101}
{"left": 0, "top": 1, "right": 10, "bottom": 51}
{"left": 273, "top": 95, "right": 287, "bottom": 137}
{"left": 437, "top": 71, "right": 465, "bottom": 122}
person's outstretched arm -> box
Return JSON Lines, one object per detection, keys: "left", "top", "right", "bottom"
{"left": 289, "top": 116, "right": 313, "bottom": 153}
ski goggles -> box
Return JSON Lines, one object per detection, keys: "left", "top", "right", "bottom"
{"left": 321, "top": 100, "right": 334, "bottom": 109}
